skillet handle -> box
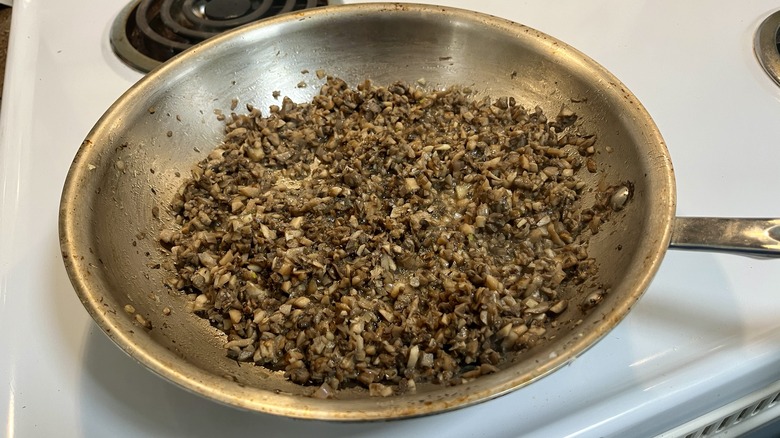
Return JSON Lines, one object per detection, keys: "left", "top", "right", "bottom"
{"left": 669, "top": 217, "right": 780, "bottom": 258}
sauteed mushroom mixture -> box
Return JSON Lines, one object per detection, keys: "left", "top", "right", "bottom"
{"left": 159, "top": 78, "right": 610, "bottom": 397}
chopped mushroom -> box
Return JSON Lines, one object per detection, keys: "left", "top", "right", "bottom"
{"left": 160, "top": 78, "right": 612, "bottom": 395}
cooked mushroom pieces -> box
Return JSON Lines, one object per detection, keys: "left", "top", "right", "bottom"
{"left": 160, "top": 77, "right": 606, "bottom": 395}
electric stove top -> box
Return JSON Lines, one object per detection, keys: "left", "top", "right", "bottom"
{"left": 2, "top": 1, "right": 780, "bottom": 436}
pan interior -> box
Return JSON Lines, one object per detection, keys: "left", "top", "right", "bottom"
{"left": 59, "top": 3, "right": 675, "bottom": 420}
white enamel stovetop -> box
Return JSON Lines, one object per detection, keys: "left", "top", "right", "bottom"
{"left": 1, "top": 1, "right": 780, "bottom": 436}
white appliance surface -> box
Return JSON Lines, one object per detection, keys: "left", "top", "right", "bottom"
{"left": 2, "top": 1, "right": 780, "bottom": 436}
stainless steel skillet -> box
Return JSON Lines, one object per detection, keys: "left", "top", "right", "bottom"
{"left": 58, "top": 3, "right": 780, "bottom": 421}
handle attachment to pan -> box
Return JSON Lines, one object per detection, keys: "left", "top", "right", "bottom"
{"left": 669, "top": 217, "right": 780, "bottom": 258}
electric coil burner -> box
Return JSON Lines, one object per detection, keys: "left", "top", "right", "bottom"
{"left": 110, "top": 0, "right": 328, "bottom": 72}
{"left": 755, "top": 10, "right": 780, "bottom": 87}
